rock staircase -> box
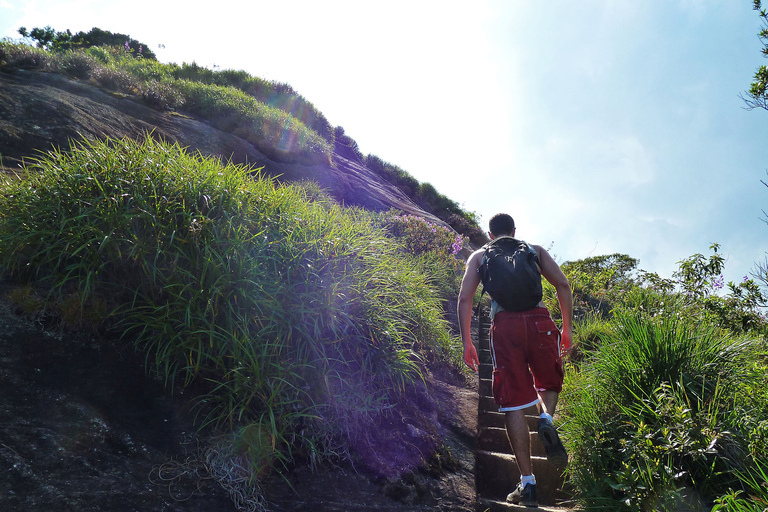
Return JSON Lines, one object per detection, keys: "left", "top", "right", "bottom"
{"left": 474, "top": 316, "right": 574, "bottom": 512}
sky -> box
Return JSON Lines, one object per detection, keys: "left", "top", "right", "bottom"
{"left": 2, "top": 0, "right": 768, "bottom": 286}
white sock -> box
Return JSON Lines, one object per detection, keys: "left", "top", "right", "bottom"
{"left": 540, "top": 412, "right": 553, "bottom": 424}
{"left": 521, "top": 474, "right": 536, "bottom": 487}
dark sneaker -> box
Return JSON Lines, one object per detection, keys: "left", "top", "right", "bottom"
{"left": 538, "top": 417, "right": 568, "bottom": 468}
{"left": 506, "top": 482, "right": 538, "bottom": 507}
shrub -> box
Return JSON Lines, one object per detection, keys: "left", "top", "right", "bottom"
{"left": 0, "top": 40, "right": 54, "bottom": 71}
{"left": 562, "top": 309, "right": 765, "bottom": 510}
{"left": 334, "top": 126, "right": 364, "bottom": 162}
{"left": 57, "top": 49, "right": 97, "bottom": 78}
{"left": 139, "top": 80, "right": 184, "bottom": 110}
{"left": 92, "top": 65, "right": 140, "bottom": 93}
{"left": 446, "top": 212, "right": 488, "bottom": 247}
{"left": 374, "top": 210, "right": 466, "bottom": 317}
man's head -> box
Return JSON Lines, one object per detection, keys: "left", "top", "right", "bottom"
{"left": 488, "top": 213, "right": 515, "bottom": 238}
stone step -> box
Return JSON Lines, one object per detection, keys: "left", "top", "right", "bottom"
{"left": 475, "top": 450, "right": 568, "bottom": 505}
{"left": 479, "top": 395, "right": 498, "bottom": 413}
{"left": 479, "top": 410, "right": 506, "bottom": 429}
{"left": 477, "top": 497, "right": 575, "bottom": 512}
{"left": 478, "top": 426, "right": 546, "bottom": 457}
{"left": 480, "top": 377, "right": 492, "bottom": 397}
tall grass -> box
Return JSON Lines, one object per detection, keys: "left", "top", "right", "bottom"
{"left": 562, "top": 309, "right": 765, "bottom": 511}
{"left": 0, "top": 136, "right": 459, "bottom": 506}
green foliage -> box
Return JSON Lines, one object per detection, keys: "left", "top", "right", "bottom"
{"left": 18, "top": 25, "right": 156, "bottom": 59}
{"left": 175, "top": 80, "right": 330, "bottom": 163}
{"left": 712, "top": 459, "right": 768, "bottom": 511}
{"left": 565, "top": 244, "right": 768, "bottom": 344}
{"left": 560, "top": 241, "right": 768, "bottom": 508}
{"left": 0, "top": 39, "right": 333, "bottom": 164}
{"left": 376, "top": 210, "right": 466, "bottom": 259}
{"left": 0, "top": 136, "right": 457, "bottom": 481}
{"left": 364, "top": 154, "right": 485, "bottom": 244}
{"left": 374, "top": 210, "right": 467, "bottom": 325}
{"left": 0, "top": 41, "right": 54, "bottom": 71}
{"left": 562, "top": 310, "right": 764, "bottom": 510}
{"left": 674, "top": 243, "right": 725, "bottom": 300}
{"left": 169, "top": 61, "right": 333, "bottom": 143}
{"left": 562, "top": 253, "right": 640, "bottom": 316}
{"left": 744, "top": 2, "right": 768, "bottom": 110}
{"left": 333, "top": 126, "right": 364, "bottom": 162}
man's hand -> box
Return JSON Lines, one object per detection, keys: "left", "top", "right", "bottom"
{"left": 464, "top": 342, "right": 480, "bottom": 372}
{"left": 560, "top": 328, "right": 573, "bottom": 357}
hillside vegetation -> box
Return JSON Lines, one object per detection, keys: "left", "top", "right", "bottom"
{"left": 546, "top": 249, "right": 768, "bottom": 511}
{"left": 0, "top": 33, "right": 485, "bottom": 245}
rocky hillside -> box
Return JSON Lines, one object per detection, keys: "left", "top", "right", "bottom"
{"left": 0, "top": 68, "right": 479, "bottom": 512}
{"left": 0, "top": 69, "right": 446, "bottom": 225}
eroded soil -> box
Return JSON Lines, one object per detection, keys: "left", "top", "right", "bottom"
{"left": 0, "top": 285, "right": 478, "bottom": 511}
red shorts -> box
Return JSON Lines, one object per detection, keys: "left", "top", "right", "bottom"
{"left": 490, "top": 307, "right": 564, "bottom": 411}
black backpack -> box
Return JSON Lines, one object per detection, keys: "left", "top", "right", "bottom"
{"left": 476, "top": 237, "right": 543, "bottom": 314}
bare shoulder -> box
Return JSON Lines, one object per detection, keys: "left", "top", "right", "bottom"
{"left": 531, "top": 244, "right": 549, "bottom": 259}
{"left": 463, "top": 248, "right": 484, "bottom": 273}
{"left": 531, "top": 244, "right": 568, "bottom": 284}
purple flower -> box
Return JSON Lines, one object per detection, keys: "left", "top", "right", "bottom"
{"left": 451, "top": 234, "right": 464, "bottom": 255}
{"left": 124, "top": 41, "right": 130, "bottom": 51}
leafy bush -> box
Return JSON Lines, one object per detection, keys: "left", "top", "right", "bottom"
{"left": 374, "top": 210, "right": 467, "bottom": 327}
{"left": 0, "top": 137, "right": 458, "bottom": 498}
{"left": 445, "top": 212, "right": 488, "bottom": 247}
{"left": 376, "top": 210, "right": 465, "bottom": 259}
{"left": 562, "top": 310, "right": 765, "bottom": 510}
{"left": 139, "top": 80, "right": 184, "bottom": 110}
{"left": 91, "top": 64, "right": 140, "bottom": 93}
{"left": 57, "top": 49, "right": 97, "bottom": 78}
{"left": 333, "top": 125, "right": 364, "bottom": 162}
{"left": 0, "top": 40, "right": 54, "bottom": 71}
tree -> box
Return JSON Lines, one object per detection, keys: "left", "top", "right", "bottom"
{"left": 17, "top": 26, "right": 156, "bottom": 60}
{"left": 743, "top": 1, "right": 768, "bottom": 110}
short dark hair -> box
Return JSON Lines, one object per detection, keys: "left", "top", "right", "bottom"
{"left": 489, "top": 213, "right": 515, "bottom": 236}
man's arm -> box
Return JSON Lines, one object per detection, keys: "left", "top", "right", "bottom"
{"left": 534, "top": 245, "right": 574, "bottom": 353}
{"left": 457, "top": 249, "right": 483, "bottom": 371}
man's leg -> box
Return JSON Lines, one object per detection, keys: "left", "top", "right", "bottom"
{"left": 536, "top": 389, "right": 568, "bottom": 468}
{"left": 539, "top": 389, "right": 559, "bottom": 417}
{"left": 504, "top": 409, "right": 532, "bottom": 476}
{"left": 504, "top": 408, "right": 539, "bottom": 507}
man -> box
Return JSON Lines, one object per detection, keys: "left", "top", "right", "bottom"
{"left": 457, "top": 213, "right": 573, "bottom": 508}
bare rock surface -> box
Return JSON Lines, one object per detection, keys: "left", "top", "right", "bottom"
{"left": 0, "top": 70, "right": 442, "bottom": 223}
{"left": 0, "top": 292, "right": 478, "bottom": 511}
